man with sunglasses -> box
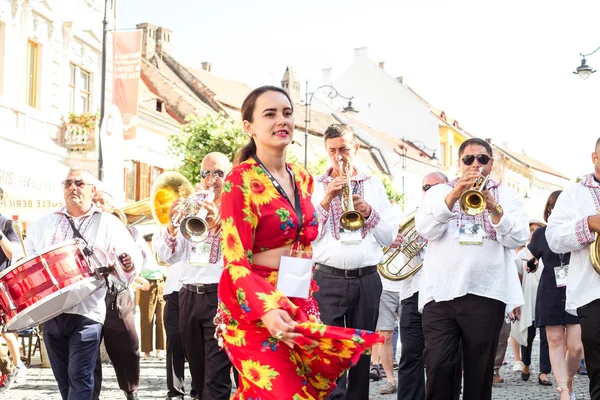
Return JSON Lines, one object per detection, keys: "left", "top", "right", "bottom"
{"left": 24, "top": 169, "right": 142, "bottom": 400}
{"left": 154, "top": 152, "right": 233, "bottom": 400}
{"left": 415, "top": 138, "right": 528, "bottom": 400}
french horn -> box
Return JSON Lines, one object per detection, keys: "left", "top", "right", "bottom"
{"left": 377, "top": 211, "right": 425, "bottom": 281}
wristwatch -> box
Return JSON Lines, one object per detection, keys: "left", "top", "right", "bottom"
{"left": 490, "top": 204, "right": 503, "bottom": 217}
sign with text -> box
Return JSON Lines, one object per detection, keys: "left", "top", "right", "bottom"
{"left": 112, "top": 29, "right": 142, "bottom": 140}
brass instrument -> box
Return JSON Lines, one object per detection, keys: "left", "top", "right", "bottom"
{"left": 111, "top": 199, "right": 152, "bottom": 227}
{"left": 12, "top": 220, "right": 27, "bottom": 258}
{"left": 377, "top": 211, "right": 425, "bottom": 281}
{"left": 339, "top": 157, "right": 365, "bottom": 231}
{"left": 150, "top": 171, "right": 212, "bottom": 242}
{"left": 459, "top": 167, "right": 490, "bottom": 216}
{"left": 590, "top": 216, "right": 600, "bottom": 274}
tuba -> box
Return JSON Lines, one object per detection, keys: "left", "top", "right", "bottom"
{"left": 377, "top": 211, "right": 426, "bottom": 281}
{"left": 150, "top": 171, "right": 213, "bottom": 242}
{"left": 339, "top": 157, "right": 365, "bottom": 231}
{"left": 459, "top": 167, "right": 490, "bottom": 216}
{"left": 111, "top": 198, "right": 152, "bottom": 227}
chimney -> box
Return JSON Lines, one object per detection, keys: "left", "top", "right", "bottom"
{"left": 155, "top": 26, "right": 173, "bottom": 55}
{"left": 379, "top": 61, "right": 385, "bottom": 69}
{"left": 136, "top": 22, "right": 158, "bottom": 59}
{"left": 354, "top": 47, "right": 368, "bottom": 59}
{"left": 322, "top": 67, "right": 332, "bottom": 86}
{"left": 201, "top": 62, "right": 212, "bottom": 72}
{"left": 281, "top": 66, "right": 301, "bottom": 104}
{"left": 396, "top": 76, "right": 404, "bottom": 84}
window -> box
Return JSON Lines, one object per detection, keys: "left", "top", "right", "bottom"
{"left": 439, "top": 143, "right": 447, "bottom": 167}
{"left": 124, "top": 161, "right": 164, "bottom": 201}
{"left": 156, "top": 99, "right": 163, "bottom": 112}
{"left": 69, "top": 63, "right": 91, "bottom": 113}
{"left": 26, "top": 40, "right": 38, "bottom": 108}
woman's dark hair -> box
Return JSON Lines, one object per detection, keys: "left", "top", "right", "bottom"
{"left": 458, "top": 138, "right": 494, "bottom": 158}
{"left": 543, "top": 190, "right": 562, "bottom": 222}
{"left": 235, "top": 86, "right": 294, "bottom": 164}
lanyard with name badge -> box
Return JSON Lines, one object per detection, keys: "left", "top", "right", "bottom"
{"left": 253, "top": 155, "right": 311, "bottom": 298}
{"left": 554, "top": 253, "right": 569, "bottom": 287}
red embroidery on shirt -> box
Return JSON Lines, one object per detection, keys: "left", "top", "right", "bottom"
{"left": 449, "top": 177, "right": 499, "bottom": 241}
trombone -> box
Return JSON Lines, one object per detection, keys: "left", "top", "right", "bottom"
{"left": 339, "top": 156, "right": 364, "bottom": 231}
{"left": 459, "top": 167, "right": 490, "bottom": 216}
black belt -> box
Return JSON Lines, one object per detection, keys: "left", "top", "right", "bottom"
{"left": 314, "top": 263, "right": 377, "bottom": 279}
{"left": 182, "top": 283, "right": 219, "bottom": 294}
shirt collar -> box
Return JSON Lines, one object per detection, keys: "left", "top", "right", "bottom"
{"left": 54, "top": 204, "right": 102, "bottom": 218}
{"left": 317, "top": 167, "right": 371, "bottom": 184}
{"left": 580, "top": 173, "right": 600, "bottom": 188}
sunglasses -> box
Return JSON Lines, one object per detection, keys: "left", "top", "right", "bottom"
{"left": 62, "top": 179, "right": 91, "bottom": 188}
{"left": 461, "top": 154, "right": 491, "bottom": 166}
{"left": 422, "top": 183, "right": 440, "bottom": 192}
{"left": 199, "top": 169, "right": 225, "bottom": 179}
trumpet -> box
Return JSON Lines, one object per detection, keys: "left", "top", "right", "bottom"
{"left": 177, "top": 188, "right": 215, "bottom": 242}
{"left": 339, "top": 157, "right": 364, "bottom": 231}
{"left": 459, "top": 167, "right": 490, "bottom": 216}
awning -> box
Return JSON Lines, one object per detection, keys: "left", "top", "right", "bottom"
{"left": 0, "top": 139, "right": 68, "bottom": 222}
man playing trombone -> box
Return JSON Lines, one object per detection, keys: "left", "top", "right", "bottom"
{"left": 415, "top": 138, "right": 527, "bottom": 400}
{"left": 311, "top": 124, "right": 399, "bottom": 400}
{"left": 153, "top": 152, "right": 233, "bottom": 400}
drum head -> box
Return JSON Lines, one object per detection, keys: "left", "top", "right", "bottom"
{"left": 3, "top": 278, "right": 103, "bottom": 332}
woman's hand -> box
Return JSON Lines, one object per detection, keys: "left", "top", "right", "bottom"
{"left": 260, "top": 309, "right": 302, "bottom": 348}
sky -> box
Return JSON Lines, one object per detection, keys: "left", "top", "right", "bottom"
{"left": 119, "top": 0, "right": 600, "bottom": 179}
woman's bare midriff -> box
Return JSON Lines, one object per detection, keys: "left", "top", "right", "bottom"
{"left": 251, "top": 244, "right": 293, "bottom": 270}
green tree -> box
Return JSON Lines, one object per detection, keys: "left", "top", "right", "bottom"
{"left": 168, "top": 113, "right": 246, "bottom": 185}
{"left": 377, "top": 173, "right": 404, "bottom": 208}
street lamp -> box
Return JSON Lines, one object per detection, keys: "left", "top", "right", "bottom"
{"left": 98, "top": 0, "right": 112, "bottom": 181}
{"left": 573, "top": 46, "right": 600, "bottom": 80}
{"left": 303, "top": 82, "right": 358, "bottom": 169}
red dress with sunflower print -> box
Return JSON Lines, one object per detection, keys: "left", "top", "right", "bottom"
{"left": 217, "top": 157, "right": 383, "bottom": 400}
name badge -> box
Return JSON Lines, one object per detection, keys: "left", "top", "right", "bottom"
{"left": 276, "top": 249, "right": 313, "bottom": 299}
{"left": 554, "top": 265, "right": 569, "bottom": 287}
{"left": 340, "top": 228, "right": 362, "bottom": 245}
{"left": 459, "top": 222, "right": 483, "bottom": 245}
{"left": 189, "top": 242, "right": 211, "bottom": 267}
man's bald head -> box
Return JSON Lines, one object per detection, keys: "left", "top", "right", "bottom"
{"left": 200, "top": 152, "right": 232, "bottom": 202}
{"left": 201, "top": 152, "right": 231, "bottom": 171}
{"left": 422, "top": 172, "right": 448, "bottom": 186}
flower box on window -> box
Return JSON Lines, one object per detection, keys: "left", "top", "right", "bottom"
{"left": 62, "top": 112, "right": 98, "bottom": 151}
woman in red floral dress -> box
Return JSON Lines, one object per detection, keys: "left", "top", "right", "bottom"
{"left": 216, "top": 86, "right": 383, "bottom": 399}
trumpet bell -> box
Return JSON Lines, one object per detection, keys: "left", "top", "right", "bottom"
{"left": 459, "top": 190, "right": 486, "bottom": 216}
{"left": 340, "top": 211, "right": 364, "bottom": 232}
{"left": 591, "top": 230, "right": 600, "bottom": 274}
{"left": 150, "top": 171, "right": 195, "bottom": 227}
{"left": 180, "top": 216, "right": 209, "bottom": 242}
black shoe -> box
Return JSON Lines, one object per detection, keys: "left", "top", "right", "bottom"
{"left": 369, "top": 365, "right": 382, "bottom": 381}
{"left": 126, "top": 391, "right": 139, "bottom": 400}
{"left": 538, "top": 374, "right": 552, "bottom": 386}
{"left": 521, "top": 372, "right": 530, "bottom": 381}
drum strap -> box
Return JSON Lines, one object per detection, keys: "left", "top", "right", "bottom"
{"left": 66, "top": 213, "right": 110, "bottom": 276}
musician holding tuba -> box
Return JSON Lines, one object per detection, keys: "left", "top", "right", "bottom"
{"left": 153, "top": 152, "right": 233, "bottom": 400}
{"left": 545, "top": 138, "right": 600, "bottom": 400}
{"left": 415, "top": 138, "right": 528, "bottom": 400}
{"left": 311, "top": 124, "right": 399, "bottom": 400}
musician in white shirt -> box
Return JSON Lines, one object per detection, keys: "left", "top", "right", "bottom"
{"left": 153, "top": 152, "right": 232, "bottom": 400}
{"left": 25, "top": 169, "right": 142, "bottom": 400}
{"left": 415, "top": 138, "right": 527, "bottom": 400}
{"left": 311, "top": 124, "right": 399, "bottom": 400}
{"left": 546, "top": 137, "right": 600, "bottom": 400}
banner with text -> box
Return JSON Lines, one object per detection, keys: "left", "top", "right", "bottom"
{"left": 112, "top": 29, "right": 142, "bottom": 140}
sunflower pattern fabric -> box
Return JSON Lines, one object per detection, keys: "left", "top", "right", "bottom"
{"left": 217, "top": 157, "right": 383, "bottom": 399}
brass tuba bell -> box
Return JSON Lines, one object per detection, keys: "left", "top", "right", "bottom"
{"left": 339, "top": 157, "right": 365, "bottom": 231}
{"left": 590, "top": 214, "right": 600, "bottom": 274}
{"left": 111, "top": 199, "right": 152, "bottom": 227}
{"left": 459, "top": 168, "right": 490, "bottom": 216}
{"left": 377, "top": 211, "right": 425, "bottom": 281}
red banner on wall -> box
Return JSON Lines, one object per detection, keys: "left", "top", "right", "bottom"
{"left": 112, "top": 30, "right": 142, "bottom": 140}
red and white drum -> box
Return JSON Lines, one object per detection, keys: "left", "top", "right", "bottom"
{"left": 0, "top": 240, "right": 104, "bottom": 332}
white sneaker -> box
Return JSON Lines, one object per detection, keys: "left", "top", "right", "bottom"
{"left": 571, "top": 392, "right": 576, "bottom": 400}
{"left": 155, "top": 350, "right": 166, "bottom": 359}
{"left": 14, "top": 361, "right": 26, "bottom": 384}
{"left": 512, "top": 361, "right": 524, "bottom": 372}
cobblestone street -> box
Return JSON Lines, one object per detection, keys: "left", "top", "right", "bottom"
{"left": 1, "top": 329, "right": 591, "bottom": 400}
